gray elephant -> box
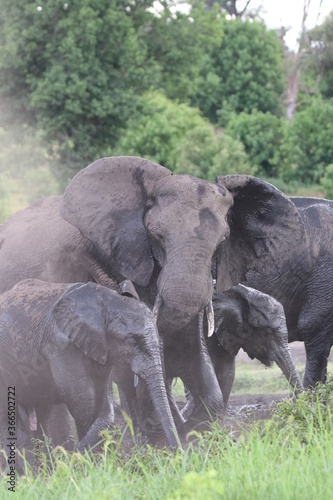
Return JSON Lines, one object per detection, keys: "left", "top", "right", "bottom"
{"left": 214, "top": 175, "right": 333, "bottom": 394}
{"left": 0, "top": 156, "right": 233, "bottom": 423}
{"left": 209, "top": 285, "right": 303, "bottom": 406}
{"left": 0, "top": 278, "right": 179, "bottom": 472}
{"left": 181, "top": 284, "right": 303, "bottom": 417}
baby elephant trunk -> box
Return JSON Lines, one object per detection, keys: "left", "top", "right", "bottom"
{"left": 144, "top": 366, "right": 180, "bottom": 448}
{"left": 274, "top": 343, "right": 303, "bottom": 393}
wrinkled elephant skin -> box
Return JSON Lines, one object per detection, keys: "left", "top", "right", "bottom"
{"left": 0, "top": 157, "right": 233, "bottom": 423}
{"left": 0, "top": 279, "right": 180, "bottom": 470}
{"left": 214, "top": 175, "right": 333, "bottom": 389}
{"left": 209, "top": 285, "right": 303, "bottom": 406}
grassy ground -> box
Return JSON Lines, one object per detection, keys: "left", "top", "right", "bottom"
{"left": 2, "top": 427, "right": 333, "bottom": 499}
{"left": 2, "top": 365, "right": 333, "bottom": 499}
{"left": 1, "top": 406, "right": 333, "bottom": 499}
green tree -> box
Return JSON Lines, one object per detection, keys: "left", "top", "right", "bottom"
{"left": 226, "top": 110, "right": 284, "bottom": 177}
{"left": 320, "top": 163, "right": 333, "bottom": 199}
{"left": 143, "top": 0, "right": 223, "bottom": 101}
{"left": 0, "top": 0, "right": 157, "bottom": 183}
{"left": 306, "top": 10, "right": 333, "bottom": 99}
{"left": 192, "top": 17, "right": 285, "bottom": 124}
{"left": 116, "top": 91, "right": 213, "bottom": 171}
{"left": 279, "top": 97, "right": 333, "bottom": 184}
{"left": 173, "top": 125, "right": 255, "bottom": 179}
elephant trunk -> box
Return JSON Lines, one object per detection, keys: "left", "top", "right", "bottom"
{"left": 274, "top": 344, "right": 303, "bottom": 393}
{"left": 154, "top": 257, "right": 214, "bottom": 333}
{"left": 143, "top": 366, "right": 180, "bottom": 448}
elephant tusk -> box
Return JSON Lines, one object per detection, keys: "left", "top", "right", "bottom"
{"left": 29, "top": 407, "right": 37, "bottom": 432}
{"left": 206, "top": 301, "right": 215, "bottom": 337}
{"left": 134, "top": 374, "right": 139, "bottom": 388}
{"left": 119, "top": 279, "right": 140, "bottom": 300}
{"left": 153, "top": 293, "right": 162, "bottom": 323}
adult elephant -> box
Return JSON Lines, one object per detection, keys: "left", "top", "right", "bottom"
{"left": 213, "top": 175, "right": 333, "bottom": 397}
{"left": 0, "top": 156, "right": 233, "bottom": 422}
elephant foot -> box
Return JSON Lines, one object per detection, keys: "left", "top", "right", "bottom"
{"left": 140, "top": 417, "right": 164, "bottom": 437}
{"left": 183, "top": 403, "right": 222, "bottom": 435}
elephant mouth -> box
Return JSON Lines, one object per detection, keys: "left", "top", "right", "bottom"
{"left": 153, "top": 293, "right": 215, "bottom": 336}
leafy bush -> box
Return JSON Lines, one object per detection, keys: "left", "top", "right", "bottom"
{"left": 320, "top": 163, "right": 333, "bottom": 199}
{"left": 192, "top": 17, "right": 285, "bottom": 124}
{"left": 172, "top": 469, "right": 225, "bottom": 499}
{"left": 116, "top": 92, "right": 212, "bottom": 171}
{"left": 0, "top": 0, "right": 159, "bottom": 180}
{"left": 273, "top": 375, "right": 333, "bottom": 442}
{"left": 173, "top": 125, "right": 255, "bottom": 179}
{"left": 226, "top": 110, "right": 284, "bottom": 177}
{"left": 279, "top": 97, "right": 333, "bottom": 184}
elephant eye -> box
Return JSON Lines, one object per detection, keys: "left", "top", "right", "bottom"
{"left": 145, "top": 196, "right": 156, "bottom": 211}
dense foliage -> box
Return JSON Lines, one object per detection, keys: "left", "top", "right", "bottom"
{"left": 278, "top": 97, "right": 333, "bottom": 184}
{"left": 226, "top": 110, "right": 283, "bottom": 177}
{"left": 191, "top": 17, "right": 285, "bottom": 124}
{"left": 0, "top": 0, "right": 333, "bottom": 203}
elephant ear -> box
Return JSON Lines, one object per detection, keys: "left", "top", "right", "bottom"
{"left": 236, "top": 284, "right": 286, "bottom": 334}
{"left": 52, "top": 283, "right": 109, "bottom": 364}
{"left": 215, "top": 175, "right": 309, "bottom": 292}
{"left": 215, "top": 328, "right": 245, "bottom": 358}
{"left": 214, "top": 289, "right": 251, "bottom": 357}
{"left": 61, "top": 156, "right": 171, "bottom": 286}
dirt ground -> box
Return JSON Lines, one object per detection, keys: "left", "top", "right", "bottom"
{"left": 221, "top": 341, "right": 332, "bottom": 437}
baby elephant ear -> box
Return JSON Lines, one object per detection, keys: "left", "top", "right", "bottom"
{"left": 215, "top": 175, "right": 308, "bottom": 291}
{"left": 217, "top": 330, "right": 243, "bottom": 358}
{"left": 52, "top": 283, "right": 108, "bottom": 364}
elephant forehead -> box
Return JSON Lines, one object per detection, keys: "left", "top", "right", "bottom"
{"left": 155, "top": 175, "right": 232, "bottom": 211}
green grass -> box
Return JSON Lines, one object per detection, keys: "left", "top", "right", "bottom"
{"left": 233, "top": 357, "right": 333, "bottom": 395}
{"left": 2, "top": 411, "right": 333, "bottom": 499}
{"left": 2, "top": 374, "right": 333, "bottom": 499}
{"left": 232, "top": 361, "right": 294, "bottom": 394}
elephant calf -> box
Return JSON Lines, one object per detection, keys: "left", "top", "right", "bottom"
{"left": 0, "top": 279, "right": 179, "bottom": 471}
{"left": 208, "top": 285, "right": 303, "bottom": 406}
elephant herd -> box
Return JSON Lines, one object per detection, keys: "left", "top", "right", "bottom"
{"left": 0, "top": 156, "right": 332, "bottom": 472}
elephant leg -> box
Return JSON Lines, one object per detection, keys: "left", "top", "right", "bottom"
{"left": 39, "top": 404, "right": 75, "bottom": 451}
{"left": 117, "top": 381, "right": 141, "bottom": 437}
{"left": 180, "top": 343, "right": 235, "bottom": 420}
{"left": 75, "top": 396, "right": 114, "bottom": 453}
{"left": 165, "top": 333, "right": 224, "bottom": 428}
{"left": 297, "top": 305, "right": 332, "bottom": 387}
{"left": 303, "top": 341, "right": 331, "bottom": 388}
{"left": 48, "top": 356, "right": 113, "bottom": 450}
{"left": 61, "top": 379, "right": 114, "bottom": 452}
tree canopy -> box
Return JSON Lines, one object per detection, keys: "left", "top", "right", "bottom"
{"left": 0, "top": 0, "right": 333, "bottom": 205}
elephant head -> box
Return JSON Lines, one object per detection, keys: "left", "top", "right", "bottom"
{"left": 61, "top": 157, "right": 233, "bottom": 333}
{"left": 213, "top": 285, "right": 303, "bottom": 393}
{"left": 52, "top": 282, "right": 180, "bottom": 448}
